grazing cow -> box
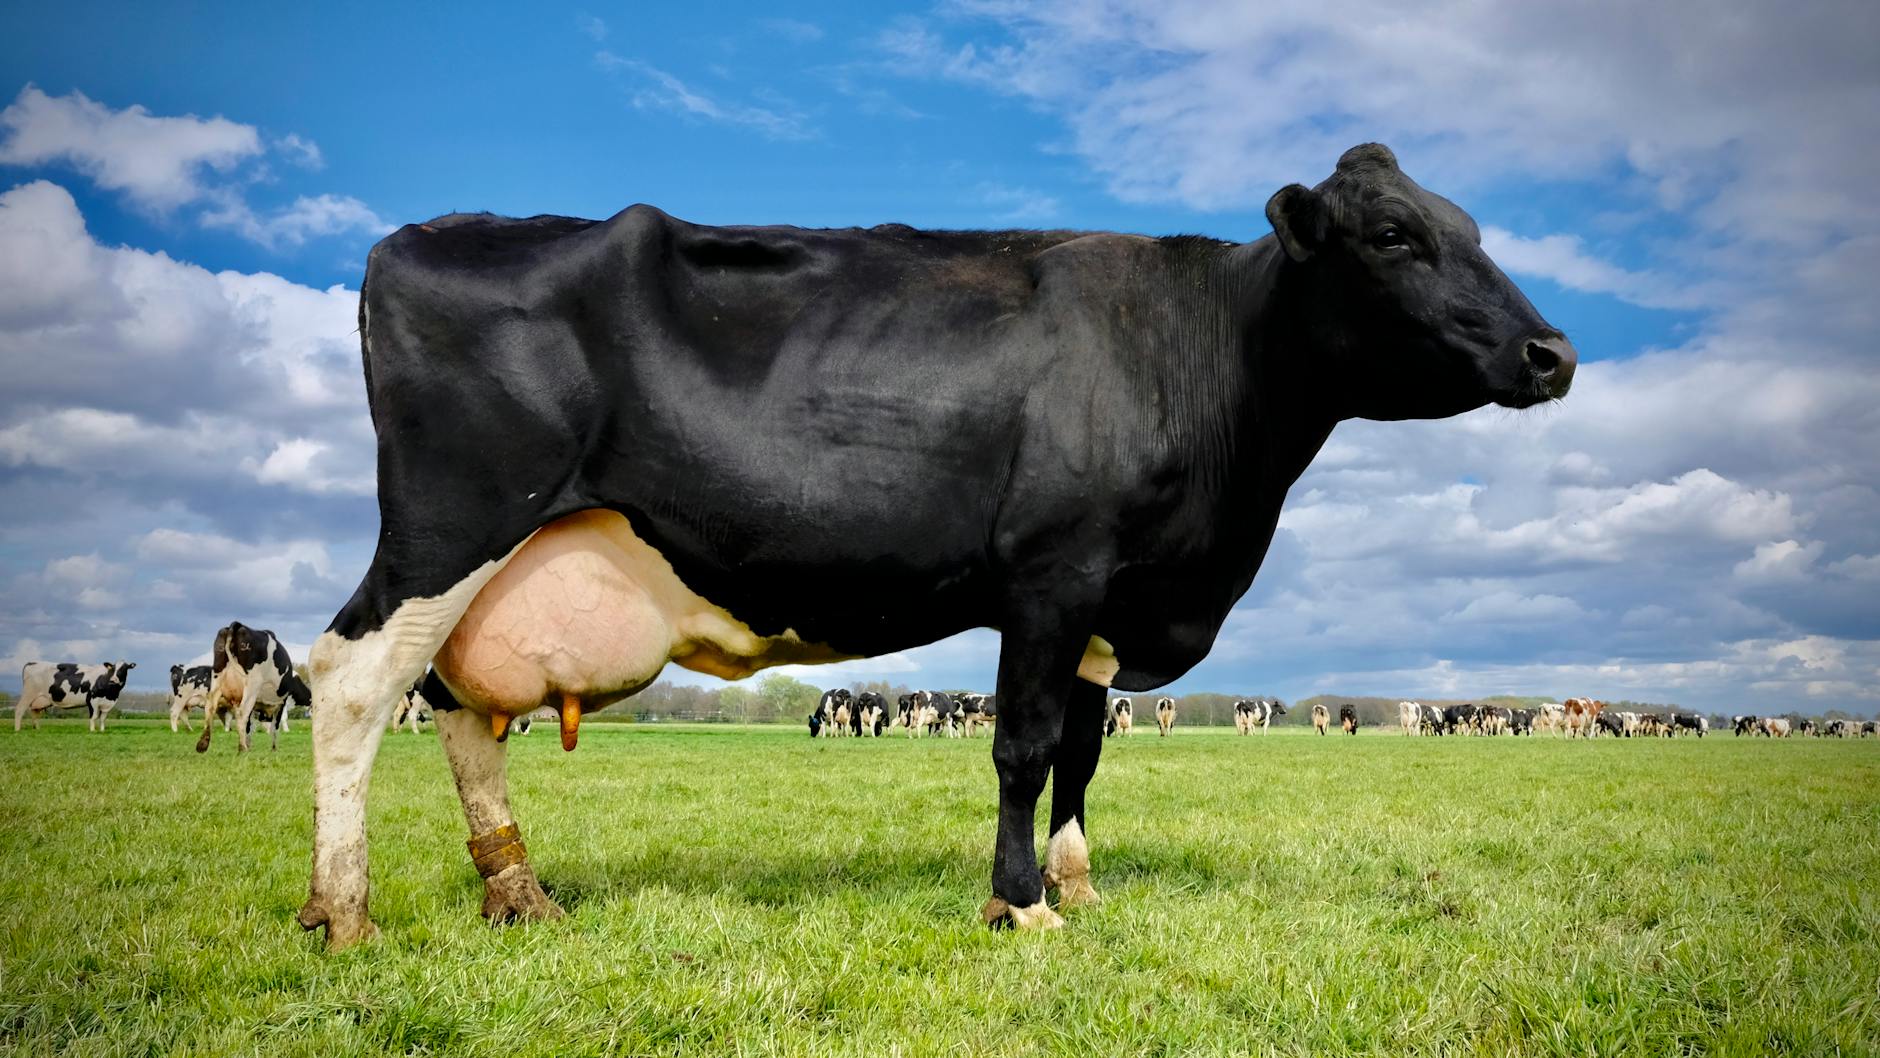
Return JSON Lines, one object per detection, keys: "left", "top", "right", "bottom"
{"left": 1732, "top": 715, "right": 1759, "bottom": 737}
{"left": 168, "top": 664, "right": 213, "bottom": 732}
{"left": 807, "top": 711, "right": 822, "bottom": 737}
{"left": 1442, "top": 703, "right": 1479, "bottom": 736}
{"left": 855, "top": 692, "right": 887, "bottom": 736}
{"left": 1312, "top": 703, "right": 1330, "bottom": 735}
{"left": 1106, "top": 698, "right": 1133, "bottom": 737}
{"left": 392, "top": 679, "right": 431, "bottom": 734}
{"left": 1863, "top": 721, "right": 1877, "bottom": 737}
{"left": 1797, "top": 718, "right": 1819, "bottom": 737}
{"left": 295, "top": 143, "right": 1579, "bottom": 948}
{"left": 1398, "top": 700, "right": 1421, "bottom": 736}
{"left": 1420, "top": 703, "right": 1447, "bottom": 735}
{"left": 15, "top": 661, "right": 135, "bottom": 732}
{"left": 1669, "top": 712, "right": 1707, "bottom": 738}
{"left": 1155, "top": 697, "right": 1177, "bottom": 737}
{"left": 1593, "top": 711, "right": 1625, "bottom": 738}
{"left": 1339, "top": 704, "right": 1358, "bottom": 735}
{"left": 1562, "top": 698, "right": 1604, "bottom": 739}
{"left": 195, "top": 623, "right": 304, "bottom": 753}
{"left": 1481, "top": 705, "right": 1512, "bottom": 735}
{"left": 1761, "top": 717, "right": 1793, "bottom": 738}
{"left": 813, "top": 688, "right": 852, "bottom": 738}
{"left": 1233, "top": 698, "right": 1284, "bottom": 735}
{"left": 956, "top": 693, "right": 996, "bottom": 736}
{"left": 1509, "top": 708, "right": 1535, "bottom": 735}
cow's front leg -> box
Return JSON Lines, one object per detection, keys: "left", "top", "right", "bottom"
{"left": 433, "top": 689, "right": 563, "bottom": 925}
{"left": 982, "top": 598, "right": 1093, "bottom": 932}
{"left": 1044, "top": 677, "right": 1106, "bottom": 911}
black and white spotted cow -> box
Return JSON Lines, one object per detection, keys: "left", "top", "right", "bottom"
{"left": 1339, "top": 704, "right": 1359, "bottom": 735}
{"left": 956, "top": 693, "right": 996, "bottom": 736}
{"left": 15, "top": 661, "right": 135, "bottom": 731}
{"left": 854, "top": 691, "right": 888, "bottom": 736}
{"left": 1312, "top": 702, "right": 1330, "bottom": 735}
{"left": 194, "top": 622, "right": 304, "bottom": 753}
{"left": 1593, "top": 711, "right": 1625, "bottom": 738}
{"left": 1420, "top": 703, "right": 1447, "bottom": 735}
{"left": 1863, "top": 721, "right": 1878, "bottom": 737}
{"left": 294, "top": 143, "right": 1579, "bottom": 948}
{"left": 1442, "top": 703, "right": 1479, "bottom": 735}
{"left": 168, "top": 663, "right": 213, "bottom": 732}
{"left": 1106, "top": 698, "right": 1133, "bottom": 737}
{"left": 1732, "top": 714, "right": 1759, "bottom": 736}
{"left": 1481, "top": 705, "right": 1512, "bottom": 735}
{"left": 813, "top": 688, "right": 852, "bottom": 738}
{"left": 1669, "top": 712, "right": 1707, "bottom": 738}
{"left": 1233, "top": 698, "right": 1284, "bottom": 735}
{"left": 391, "top": 677, "right": 432, "bottom": 734}
{"left": 1154, "top": 697, "right": 1176, "bottom": 736}
{"left": 1508, "top": 708, "right": 1535, "bottom": 735}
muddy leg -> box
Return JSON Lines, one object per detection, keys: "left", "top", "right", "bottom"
{"left": 296, "top": 631, "right": 422, "bottom": 950}
{"left": 433, "top": 685, "right": 564, "bottom": 925}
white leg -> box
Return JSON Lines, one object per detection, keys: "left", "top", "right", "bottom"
{"left": 300, "top": 560, "right": 510, "bottom": 951}
{"left": 235, "top": 684, "right": 261, "bottom": 753}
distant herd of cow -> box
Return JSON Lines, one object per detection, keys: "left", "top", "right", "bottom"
{"left": 14, "top": 650, "right": 1877, "bottom": 745}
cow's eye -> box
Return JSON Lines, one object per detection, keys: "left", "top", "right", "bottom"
{"left": 1372, "top": 226, "right": 1409, "bottom": 251}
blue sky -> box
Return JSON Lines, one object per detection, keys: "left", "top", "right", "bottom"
{"left": 2, "top": 1, "right": 1876, "bottom": 712}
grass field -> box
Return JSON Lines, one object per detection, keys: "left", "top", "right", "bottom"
{"left": 3, "top": 719, "right": 1876, "bottom": 1057}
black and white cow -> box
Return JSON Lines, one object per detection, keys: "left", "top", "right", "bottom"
{"left": 1442, "top": 703, "right": 1480, "bottom": 736}
{"left": 1732, "top": 715, "right": 1759, "bottom": 736}
{"left": 1338, "top": 704, "right": 1359, "bottom": 735}
{"left": 1508, "top": 708, "right": 1535, "bottom": 735}
{"left": 1154, "top": 697, "right": 1177, "bottom": 737}
{"left": 854, "top": 691, "right": 888, "bottom": 736}
{"left": 956, "top": 693, "right": 996, "bottom": 736}
{"left": 1106, "top": 698, "right": 1133, "bottom": 737}
{"left": 1863, "top": 721, "right": 1878, "bottom": 737}
{"left": 391, "top": 677, "right": 432, "bottom": 734}
{"left": 294, "top": 143, "right": 1578, "bottom": 948}
{"left": 15, "top": 661, "right": 135, "bottom": 731}
{"left": 1420, "top": 703, "right": 1447, "bottom": 735}
{"left": 1233, "top": 698, "right": 1284, "bottom": 735}
{"left": 813, "top": 688, "right": 852, "bottom": 738}
{"left": 1594, "top": 711, "right": 1625, "bottom": 738}
{"left": 1669, "top": 712, "right": 1707, "bottom": 738}
{"left": 195, "top": 623, "right": 305, "bottom": 753}
{"left": 168, "top": 663, "right": 213, "bottom": 732}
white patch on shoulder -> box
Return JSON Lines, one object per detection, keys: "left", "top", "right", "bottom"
{"left": 1076, "top": 635, "right": 1119, "bottom": 687}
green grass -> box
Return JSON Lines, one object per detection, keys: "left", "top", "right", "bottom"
{"left": 3, "top": 720, "right": 1877, "bottom": 1057}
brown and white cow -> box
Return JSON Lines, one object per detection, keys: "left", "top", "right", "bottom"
{"left": 1562, "top": 697, "right": 1604, "bottom": 738}
{"left": 1106, "top": 698, "right": 1133, "bottom": 737}
{"left": 195, "top": 623, "right": 309, "bottom": 753}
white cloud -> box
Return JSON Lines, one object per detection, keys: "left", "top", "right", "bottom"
{"left": 0, "top": 85, "right": 261, "bottom": 210}
{"left": 200, "top": 192, "right": 390, "bottom": 250}
{"left": 1480, "top": 227, "right": 1707, "bottom": 311}
{"left": 977, "top": 182, "right": 1060, "bottom": 222}
{"left": 594, "top": 53, "right": 815, "bottom": 141}
{"left": 0, "top": 85, "right": 380, "bottom": 250}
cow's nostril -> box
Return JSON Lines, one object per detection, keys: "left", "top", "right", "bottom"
{"left": 1524, "top": 341, "right": 1561, "bottom": 376}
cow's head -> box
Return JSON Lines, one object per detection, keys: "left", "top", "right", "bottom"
{"left": 1266, "top": 143, "right": 1576, "bottom": 420}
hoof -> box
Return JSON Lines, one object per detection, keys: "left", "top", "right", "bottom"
{"left": 1044, "top": 868, "right": 1102, "bottom": 911}
{"left": 981, "top": 896, "right": 1065, "bottom": 931}
{"left": 481, "top": 863, "right": 565, "bottom": 925}
{"left": 297, "top": 897, "right": 380, "bottom": 952}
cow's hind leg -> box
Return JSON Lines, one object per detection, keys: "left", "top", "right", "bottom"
{"left": 300, "top": 555, "right": 511, "bottom": 951}
{"left": 1044, "top": 678, "right": 1105, "bottom": 911}
{"left": 431, "top": 676, "right": 563, "bottom": 925}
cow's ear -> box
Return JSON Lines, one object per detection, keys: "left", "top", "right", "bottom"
{"left": 1265, "top": 184, "right": 1325, "bottom": 263}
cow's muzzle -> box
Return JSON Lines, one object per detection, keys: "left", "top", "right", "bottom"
{"left": 1522, "top": 332, "right": 1577, "bottom": 400}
